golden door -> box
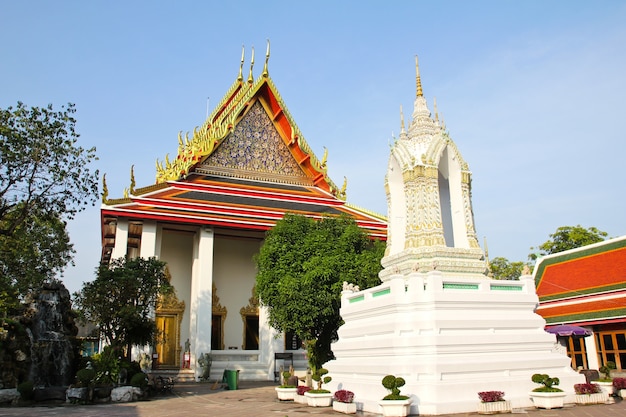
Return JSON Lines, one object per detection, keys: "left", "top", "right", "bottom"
{"left": 155, "top": 315, "right": 177, "bottom": 367}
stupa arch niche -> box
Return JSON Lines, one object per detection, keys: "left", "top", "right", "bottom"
{"left": 380, "top": 57, "right": 484, "bottom": 282}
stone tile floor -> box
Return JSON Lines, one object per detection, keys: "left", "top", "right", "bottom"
{"left": 0, "top": 382, "right": 624, "bottom": 417}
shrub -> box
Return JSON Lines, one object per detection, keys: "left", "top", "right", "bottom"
{"left": 130, "top": 372, "right": 148, "bottom": 389}
{"left": 574, "top": 383, "right": 601, "bottom": 395}
{"left": 297, "top": 385, "right": 311, "bottom": 395}
{"left": 17, "top": 381, "right": 34, "bottom": 401}
{"left": 334, "top": 390, "right": 355, "bottom": 403}
{"left": 382, "top": 374, "right": 409, "bottom": 400}
{"left": 76, "top": 368, "right": 96, "bottom": 387}
{"left": 531, "top": 373, "right": 563, "bottom": 393}
{"left": 478, "top": 391, "right": 505, "bottom": 402}
{"left": 613, "top": 377, "right": 626, "bottom": 390}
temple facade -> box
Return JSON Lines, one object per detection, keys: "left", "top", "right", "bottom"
{"left": 99, "top": 45, "right": 387, "bottom": 380}
{"left": 535, "top": 236, "right": 626, "bottom": 371}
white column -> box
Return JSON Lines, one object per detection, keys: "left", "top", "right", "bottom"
{"left": 111, "top": 219, "right": 129, "bottom": 260}
{"left": 190, "top": 226, "right": 214, "bottom": 379}
{"left": 139, "top": 220, "right": 157, "bottom": 258}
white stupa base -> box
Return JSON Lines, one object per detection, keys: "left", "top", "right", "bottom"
{"left": 326, "top": 271, "right": 585, "bottom": 415}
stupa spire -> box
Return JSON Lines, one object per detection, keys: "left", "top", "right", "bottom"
{"left": 433, "top": 97, "right": 439, "bottom": 125}
{"left": 415, "top": 55, "right": 423, "bottom": 98}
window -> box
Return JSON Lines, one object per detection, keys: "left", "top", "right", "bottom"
{"left": 243, "top": 315, "right": 259, "bottom": 350}
{"left": 211, "top": 314, "right": 224, "bottom": 350}
{"left": 595, "top": 330, "right": 626, "bottom": 369}
{"left": 566, "top": 337, "right": 588, "bottom": 369}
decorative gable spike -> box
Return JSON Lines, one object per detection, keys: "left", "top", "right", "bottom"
{"left": 262, "top": 39, "right": 270, "bottom": 78}
{"left": 247, "top": 46, "right": 255, "bottom": 84}
{"left": 238, "top": 45, "right": 245, "bottom": 82}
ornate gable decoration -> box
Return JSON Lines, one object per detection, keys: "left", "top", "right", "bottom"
{"left": 196, "top": 100, "right": 310, "bottom": 184}
{"left": 155, "top": 43, "right": 341, "bottom": 197}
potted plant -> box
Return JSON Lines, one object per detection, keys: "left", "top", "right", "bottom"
{"left": 596, "top": 361, "right": 616, "bottom": 396}
{"left": 528, "top": 373, "right": 566, "bottom": 409}
{"left": 333, "top": 389, "right": 356, "bottom": 414}
{"left": 612, "top": 377, "right": 626, "bottom": 399}
{"left": 275, "top": 369, "right": 298, "bottom": 401}
{"left": 304, "top": 368, "right": 333, "bottom": 407}
{"left": 378, "top": 374, "right": 411, "bottom": 417}
{"left": 477, "top": 390, "right": 511, "bottom": 414}
{"left": 295, "top": 385, "right": 311, "bottom": 404}
{"left": 573, "top": 382, "right": 608, "bottom": 405}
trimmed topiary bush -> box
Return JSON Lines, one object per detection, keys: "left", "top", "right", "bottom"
{"left": 76, "top": 368, "right": 96, "bottom": 387}
{"left": 17, "top": 381, "right": 34, "bottom": 401}
{"left": 531, "top": 373, "right": 563, "bottom": 392}
{"left": 130, "top": 372, "right": 148, "bottom": 389}
{"left": 382, "top": 374, "right": 409, "bottom": 400}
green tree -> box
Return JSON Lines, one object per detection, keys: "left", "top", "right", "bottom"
{"left": 489, "top": 257, "right": 529, "bottom": 280}
{"left": 529, "top": 225, "right": 608, "bottom": 261}
{"left": 73, "top": 257, "right": 172, "bottom": 361}
{"left": 0, "top": 205, "right": 73, "bottom": 312}
{"left": 255, "top": 214, "right": 385, "bottom": 370}
{"left": 0, "top": 102, "right": 98, "bottom": 315}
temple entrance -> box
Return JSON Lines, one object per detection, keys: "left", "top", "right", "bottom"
{"left": 154, "top": 281, "right": 185, "bottom": 369}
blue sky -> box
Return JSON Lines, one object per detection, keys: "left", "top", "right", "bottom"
{"left": 2, "top": 1, "right": 625, "bottom": 293}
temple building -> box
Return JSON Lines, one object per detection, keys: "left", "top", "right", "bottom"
{"left": 534, "top": 235, "right": 626, "bottom": 372}
{"left": 99, "top": 44, "right": 387, "bottom": 380}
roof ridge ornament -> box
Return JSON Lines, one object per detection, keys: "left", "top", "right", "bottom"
{"left": 433, "top": 97, "right": 439, "bottom": 125}
{"left": 247, "top": 46, "right": 255, "bottom": 84}
{"left": 415, "top": 55, "right": 423, "bottom": 98}
{"left": 237, "top": 45, "right": 245, "bottom": 82}
{"left": 262, "top": 39, "right": 270, "bottom": 78}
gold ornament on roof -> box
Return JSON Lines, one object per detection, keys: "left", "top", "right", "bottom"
{"left": 262, "top": 39, "right": 270, "bottom": 78}
{"left": 129, "top": 165, "right": 136, "bottom": 194}
{"left": 102, "top": 174, "right": 109, "bottom": 203}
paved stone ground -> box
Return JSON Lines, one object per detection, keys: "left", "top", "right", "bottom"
{"left": 0, "top": 382, "right": 624, "bottom": 417}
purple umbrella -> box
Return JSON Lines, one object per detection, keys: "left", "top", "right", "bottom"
{"left": 545, "top": 324, "right": 592, "bottom": 337}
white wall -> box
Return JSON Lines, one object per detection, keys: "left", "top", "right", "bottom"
{"left": 213, "top": 235, "right": 261, "bottom": 350}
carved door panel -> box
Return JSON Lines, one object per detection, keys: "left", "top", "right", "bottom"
{"left": 156, "top": 315, "right": 177, "bottom": 367}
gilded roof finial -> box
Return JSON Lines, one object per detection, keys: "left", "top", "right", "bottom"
{"left": 129, "top": 165, "right": 136, "bottom": 194}
{"left": 433, "top": 97, "right": 439, "bottom": 124}
{"left": 400, "top": 104, "right": 406, "bottom": 132}
{"left": 237, "top": 45, "right": 245, "bottom": 82}
{"left": 340, "top": 176, "right": 347, "bottom": 198}
{"left": 415, "top": 55, "right": 423, "bottom": 98}
{"left": 102, "top": 173, "right": 109, "bottom": 204}
{"left": 247, "top": 46, "right": 255, "bottom": 84}
{"left": 262, "top": 39, "right": 270, "bottom": 78}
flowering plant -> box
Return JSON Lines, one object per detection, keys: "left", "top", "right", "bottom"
{"left": 296, "top": 385, "right": 311, "bottom": 395}
{"left": 478, "top": 391, "right": 505, "bottom": 402}
{"left": 612, "top": 377, "right": 626, "bottom": 390}
{"left": 333, "top": 390, "right": 355, "bottom": 403}
{"left": 574, "top": 383, "right": 601, "bottom": 395}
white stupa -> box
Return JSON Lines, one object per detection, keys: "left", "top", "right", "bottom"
{"left": 325, "top": 57, "right": 584, "bottom": 415}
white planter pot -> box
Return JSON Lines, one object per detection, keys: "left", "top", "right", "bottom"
{"left": 529, "top": 391, "right": 566, "bottom": 409}
{"left": 333, "top": 401, "right": 357, "bottom": 414}
{"left": 294, "top": 393, "right": 308, "bottom": 404}
{"left": 596, "top": 381, "right": 615, "bottom": 396}
{"left": 378, "top": 399, "right": 412, "bottom": 417}
{"left": 477, "top": 400, "right": 511, "bottom": 414}
{"left": 275, "top": 387, "right": 297, "bottom": 401}
{"left": 619, "top": 389, "right": 626, "bottom": 399}
{"left": 305, "top": 391, "right": 333, "bottom": 407}
{"left": 574, "top": 392, "right": 608, "bottom": 405}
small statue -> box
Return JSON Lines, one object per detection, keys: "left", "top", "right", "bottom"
{"left": 197, "top": 352, "right": 212, "bottom": 381}
{"left": 184, "top": 338, "right": 190, "bottom": 353}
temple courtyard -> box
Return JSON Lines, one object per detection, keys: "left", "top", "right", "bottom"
{"left": 0, "top": 382, "right": 624, "bottom": 417}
